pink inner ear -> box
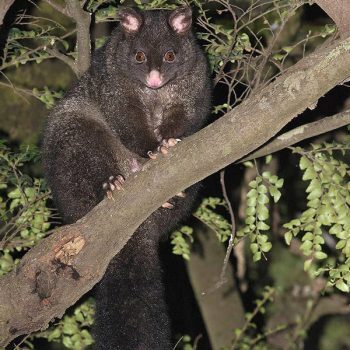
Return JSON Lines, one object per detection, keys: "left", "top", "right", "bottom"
{"left": 172, "top": 14, "right": 187, "bottom": 33}
{"left": 123, "top": 14, "right": 140, "bottom": 32}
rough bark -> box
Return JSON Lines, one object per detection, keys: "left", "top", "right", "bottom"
{"left": 1, "top": 34, "right": 350, "bottom": 346}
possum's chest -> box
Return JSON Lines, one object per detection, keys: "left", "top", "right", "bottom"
{"left": 138, "top": 86, "right": 183, "bottom": 131}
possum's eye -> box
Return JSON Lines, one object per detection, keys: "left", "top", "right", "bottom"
{"left": 135, "top": 51, "right": 146, "bottom": 63}
{"left": 164, "top": 50, "right": 175, "bottom": 62}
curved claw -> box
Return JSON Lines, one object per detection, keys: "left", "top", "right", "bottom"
{"left": 166, "top": 138, "right": 179, "bottom": 147}
{"left": 176, "top": 191, "right": 186, "bottom": 198}
{"left": 148, "top": 138, "right": 180, "bottom": 160}
{"left": 147, "top": 150, "right": 157, "bottom": 160}
{"left": 103, "top": 175, "right": 125, "bottom": 200}
{"left": 159, "top": 145, "right": 169, "bottom": 155}
{"left": 162, "top": 202, "right": 174, "bottom": 209}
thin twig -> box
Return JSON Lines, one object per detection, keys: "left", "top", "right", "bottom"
{"left": 240, "top": 110, "right": 350, "bottom": 163}
{"left": 45, "top": 47, "right": 77, "bottom": 73}
{"left": 217, "top": 170, "right": 236, "bottom": 288}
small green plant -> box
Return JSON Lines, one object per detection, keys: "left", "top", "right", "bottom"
{"left": 237, "top": 167, "right": 284, "bottom": 262}
{"left": 0, "top": 143, "right": 52, "bottom": 275}
{"left": 35, "top": 298, "right": 95, "bottom": 350}
{"left": 0, "top": 143, "right": 95, "bottom": 350}
{"left": 194, "top": 197, "right": 232, "bottom": 243}
{"left": 228, "top": 286, "right": 280, "bottom": 350}
{"left": 283, "top": 142, "right": 350, "bottom": 292}
{"left": 171, "top": 226, "right": 194, "bottom": 260}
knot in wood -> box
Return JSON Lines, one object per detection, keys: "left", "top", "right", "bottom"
{"left": 54, "top": 235, "right": 85, "bottom": 265}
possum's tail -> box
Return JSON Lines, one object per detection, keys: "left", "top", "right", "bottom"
{"left": 94, "top": 226, "right": 171, "bottom": 350}
{"left": 93, "top": 183, "right": 200, "bottom": 350}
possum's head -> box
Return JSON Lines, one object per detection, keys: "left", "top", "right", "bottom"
{"left": 110, "top": 7, "right": 198, "bottom": 89}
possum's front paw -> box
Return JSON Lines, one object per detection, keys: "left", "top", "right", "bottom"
{"left": 102, "top": 175, "right": 125, "bottom": 200}
{"left": 147, "top": 138, "right": 181, "bottom": 159}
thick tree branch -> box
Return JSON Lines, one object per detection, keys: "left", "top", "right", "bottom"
{"left": 240, "top": 109, "right": 350, "bottom": 162}
{"left": 1, "top": 35, "right": 350, "bottom": 346}
{"left": 315, "top": 0, "right": 350, "bottom": 38}
{"left": 42, "top": 0, "right": 91, "bottom": 76}
{"left": 0, "top": 0, "right": 15, "bottom": 26}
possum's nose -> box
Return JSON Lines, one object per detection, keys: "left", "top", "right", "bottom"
{"left": 146, "top": 70, "right": 163, "bottom": 89}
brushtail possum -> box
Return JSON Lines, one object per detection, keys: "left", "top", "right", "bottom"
{"left": 42, "top": 6, "right": 211, "bottom": 350}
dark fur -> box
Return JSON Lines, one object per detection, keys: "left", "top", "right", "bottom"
{"left": 42, "top": 7, "right": 211, "bottom": 350}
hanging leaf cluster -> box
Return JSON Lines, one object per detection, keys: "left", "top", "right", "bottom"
{"left": 237, "top": 171, "right": 284, "bottom": 262}
{"left": 284, "top": 142, "right": 350, "bottom": 292}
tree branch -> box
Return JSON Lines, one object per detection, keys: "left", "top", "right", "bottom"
{"left": 66, "top": 0, "right": 91, "bottom": 76}
{"left": 240, "top": 109, "right": 350, "bottom": 162}
{"left": 41, "top": 0, "right": 91, "bottom": 76}
{"left": 45, "top": 47, "right": 77, "bottom": 74}
{"left": 1, "top": 33, "right": 350, "bottom": 347}
{"left": 315, "top": 0, "right": 350, "bottom": 38}
{"left": 0, "top": 0, "right": 15, "bottom": 26}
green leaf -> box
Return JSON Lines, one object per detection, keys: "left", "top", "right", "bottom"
{"left": 300, "top": 240, "right": 313, "bottom": 252}
{"left": 257, "top": 221, "right": 270, "bottom": 230}
{"left": 335, "top": 280, "right": 350, "bottom": 293}
{"left": 261, "top": 242, "right": 272, "bottom": 253}
{"left": 243, "top": 161, "right": 254, "bottom": 168}
{"left": 250, "top": 243, "right": 259, "bottom": 254}
{"left": 336, "top": 240, "right": 346, "bottom": 250}
{"left": 269, "top": 186, "right": 281, "bottom": 203}
{"left": 253, "top": 251, "right": 262, "bottom": 262}
{"left": 314, "top": 251, "right": 327, "bottom": 260}
{"left": 285, "top": 231, "right": 293, "bottom": 245}
{"left": 8, "top": 188, "right": 21, "bottom": 199}
{"left": 257, "top": 204, "right": 269, "bottom": 221}
{"left": 257, "top": 185, "right": 268, "bottom": 194}
{"left": 300, "top": 156, "right": 312, "bottom": 170}
{"left": 257, "top": 193, "right": 269, "bottom": 204}
{"left": 265, "top": 155, "right": 272, "bottom": 164}
{"left": 249, "top": 180, "right": 257, "bottom": 188}
{"left": 304, "top": 259, "right": 313, "bottom": 271}
{"left": 275, "top": 178, "right": 284, "bottom": 188}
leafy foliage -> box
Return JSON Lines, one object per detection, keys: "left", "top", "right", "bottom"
{"left": 4, "top": 25, "right": 63, "bottom": 68}
{"left": 283, "top": 142, "right": 350, "bottom": 292}
{"left": 237, "top": 170, "right": 284, "bottom": 262}
{"left": 171, "top": 225, "right": 194, "bottom": 260}
{"left": 194, "top": 197, "right": 232, "bottom": 243}
{"left": 0, "top": 143, "right": 51, "bottom": 275}
{"left": 0, "top": 1, "right": 349, "bottom": 349}
{"left": 227, "top": 286, "right": 277, "bottom": 350}
{"left": 32, "top": 86, "right": 64, "bottom": 109}
{"left": 0, "top": 143, "right": 96, "bottom": 350}
{"left": 35, "top": 298, "right": 95, "bottom": 350}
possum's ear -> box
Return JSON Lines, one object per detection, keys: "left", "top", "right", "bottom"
{"left": 118, "top": 8, "right": 143, "bottom": 33}
{"left": 168, "top": 7, "right": 192, "bottom": 34}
